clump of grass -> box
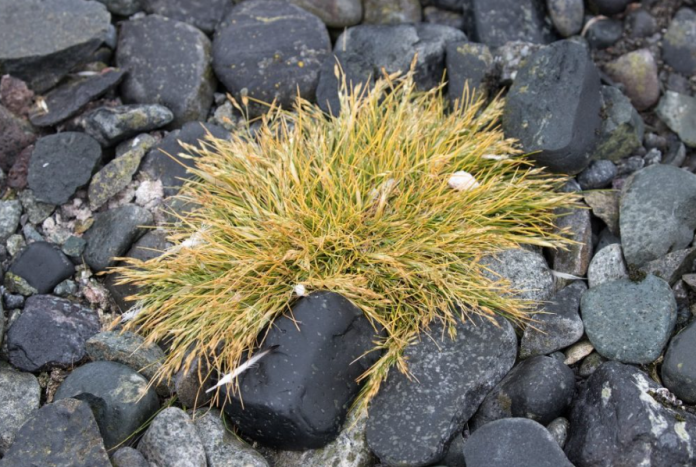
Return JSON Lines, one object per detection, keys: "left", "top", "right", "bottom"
{"left": 113, "top": 70, "right": 580, "bottom": 413}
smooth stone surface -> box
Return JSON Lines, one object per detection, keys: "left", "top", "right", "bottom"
{"left": 662, "top": 320, "right": 696, "bottom": 404}
{"left": 0, "top": 200, "right": 21, "bottom": 244}
{"left": 0, "top": 365, "right": 41, "bottom": 455}
{"left": 587, "top": 243, "right": 628, "bottom": 288}
{"left": 6, "top": 295, "right": 100, "bottom": 372}
{"left": 83, "top": 204, "right": 153, "bottom": 272}
{"left": 288, "top": 0, "right": 363, "bottom": 28}
{"left": 663, "top": 8, "right": 696, "bottom": 77}
{"left": 605, "top": 49, "right": 660, "bottom": 111}
{"left": 520, "top": 281, "right": 586, "bottom": 358}
{"left": 581, "top": 274, "right": 677, "bottom": 364}
{"left": 0, "top": 398, "right": 111, "bottom": 467}
{"left": 619, "top": 164, "right": 696, "bottom": 267}
{"left": 363, "top": 0, "right": 422, "bottom": 24}
{"left": 213, "top": 1, "right": 331, "bottom": 118}
{"left": 117, "top": 14, "right": 216, "bottom": 127}
{"left": 138, "top": 407, "right": 207, "bottom": 467}
{"left": 584, "top": 191, "right": 619, "bottom": 236}
{"left": 593, "top": 86, "right": 644, "bottom": 162}
{"left": 366, "top": 315, "right": 517, "bottom": 466}
{"left": 547, "top": 0, "right": 584, "bottom": 37}
{"left": 503, "top": 40, "right": 601, "bottom": 174}
{"left": 480, "top": 248, "right": 555, "bottom": 302}
{"left": 223, "top": 291, "right": 382, "bottom": 450}
{"left": 446, "top": 41, "right": 495, "bottom": 102}
{"left": 551, "top": 204, "right": 592, "bottom": 279}
{"left": 656, "top": 91, "right": 696, "bottom": 148}
{"left": 88, "top": 143, "right": 148, "bottom": 209}
{"left": 468, "top": 0, "right": 553, "bottom": 47}
{"left": 141, "top": 0, "right": 228, "bottom": 33}
{"left": 8, "top": 242, "right": 74, "bottom": 294}
{"left": 111, "top": 447, "right": 151, "bottom": 467}
{"left": 547, "top": 417, "right": 570, "bottom": 449}
{"left": 470, "top": 356, "right": 576, "bottom": 429}
{"left": 80, "top": 104, "right": 173, "bottom": 147}
{"left": 586, "top": 18, "right": 623, "bottom": 49}
{"left": 0, "top": 0, "right": 110, "bottom": 92}
{"left": 640, "top": 247, "right": 696, "bottom": 286}
{"left": 578, "top": 160, "right": 617, "bottom": 189}
{"left": 55, "top": 361, "right": 160, "bottom": 450}
{"left": 28, "top": 132, "right": 102, "bottom": 205}
{"left": 566, "top": 362, "right": 696, "bottom": 466}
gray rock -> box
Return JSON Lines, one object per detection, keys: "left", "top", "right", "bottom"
{"left": 586, "top": 18, "right": 623, "bottom": 49}
{"left": 546, "top": 417, "right": 569, "bottom": 449}
{"left": 117, "top": 14, "right": 216, "bottom": 127}
{"left": 584, "top": 191, "right": 619, "bottom": 236}
{"left": 640, "top": 247, "right": 696, "bottom": 286}
{"left": 62, "top": 235, "right": 87, "bottom": 260}
{"left": 581, "top": 274, "right": 677, "bottom": 364}
{"left": 626, "top": 8, "right": 658, "bottom": 38}
{"left": 83, "top": 204, "right": 153, "bottom": 272}
{"left": 80, "top": 104, "right": 173, "bottom": 147}
{"left": 446, "top": 41, "right": 495, "bottom": 103}
{"left": 503, "top": 40, "right": 601, "bottom": 174}
{"left": 138, "top": 407, "right": 207, "bottom": 467}
{"left": 363, "top": 0, "right": 422, "bottom": 24}
{"left": 173, "top": 351, "right": 215, "bottom": 409}
{"left": 587, "top": 0, "right": 630, "bottom": 15}
{"left": 28, "top": 132, "right": 102, "bottom": 205}
{"left": 593, "top": 86, "right": 644, "bottom": 162}
{"left": 566, "top": 362, "right": 696, "bottom": 467}
{"left": 8, "top": 241, "right": 75, "bottom": 294}
{"left": 605, "top": 49, "right": 660, "bottom": 111}
{"left": 587, "top": 243, "right": 628, "bottom": 288}
{"left": 287, "top": 0, "right": 363, "bottom": 28}
{"left": 480, "top": 248, "right": 554, "bottom": 302}
{"left": 494, "top": 41, "right": 545, "bottom": 84}
{"left": 468, "top": 0, "right": 553, "bottom": 47}
{"left": 578, "top": 351, "right": 606, "bottom": 377}
{"left": 470, "top": 356, "right": 576, "bottom": 429}
{"left": 0, "top": 0, "right": 110, "bottom": 92}
{"left": 520, "top": 281, "right": 586, "bottom": 358}
{"left": 619, "top": 164, "right": 696, "bottom": 267}
{"left": 547, "top": 0, "right": 584, "bottom": 37}
{"left": 88, "top": 143, "right": 148, "bottom": 209}
{"left": 464, "top": 418, "right": 573, "bottom": 467}
{"left": 662, "top": 320, "right": 696, "bottom": 404}
{"left": 0, "top": 200, "right": 21, "bottom": 244}
{"left": 663, "top": 7, "right": 696, "bottom": 77}
{"left": 141, "top": 0, "right": 228, "bottom": 33}
{"left": 29, "top": 70, "right": 125, "bottom": 127}
{"left": 578, "top": 160, "right": 617, "bottom": 189}
{"left": 54, "top": 279, "right": 78, "bottom": 297}
{"left": 0, "top": 398, "right": 111, "bottom": 467}
{"left": 95, "top": 0, "right": 142, "bottom": 16}
{"left": 423, "top": 6, "right": 466, "bottom": 30}
{"left": 111, "top": 447, "right": 150, "bottom": 467}
{"left": 0, "top": 104, "right": 36, "bottom": 174}
{"left": 17, "top": 189, "right": 55, "bottom": 224}
{"left": 0, "top": 364, "right": 40, "bottom": 455}
{"left": 656, "top": 91, "right": 696, "bottom": 148}
{"left": 213, "top": 1, "right": 331, "bottom": 118}
{"left": 366, "top": 315, "right": 517, "bottom": 466}
{"left": 6, "top": 295, "right": 100, "bottom": 372}
{"left": 55, "top": 361, "right": 160, "bottom": 450}
{"left": 551, "top": 204, "right": 593, "bottom": 280}
{"left": 192, "top": 408, "right": 270, "bottom": 467}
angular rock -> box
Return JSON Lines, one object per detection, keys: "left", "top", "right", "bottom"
{"left": 480, "top": 248, "right": 554, "bottom": 302}
{"left": 587, "top": 243, "right": 628, "bottom": 288}
{"left": 551, "top": 204, "right": 593, "bottom": 279}
{"left": 288, "top": 0, "right": 363, "bottom": 28}
{"left": 619, "top": 164, "right": 696, "bottom": 267}
{"left": 605, "top": 49, "right": 660, "bottom": 111}
{"left": 656, "top": 91, "right": 696, "bottom": 148}
{"left": 0, "top": 105, "right": 36, "bottom": 173}
{"left": 366, "top": 315, "right": 517, "bottom": 466}
{"left": 363, "top": 0, "right": 422, "bottom": 24}
{"left": 468, "top": 0, "right": 553, "bottom": 48}
{"left": 446, "top": 41, "right": 495, "bottom": 103}
{"left": 55, "top": 361, "right": 160, "bottom": 450}
{"left": 662, "top": 320, "right": 696, "bottom": 404}
{"left": 80, "top": 104, "right": 174, "bottom": 147}
{"left": 464, "top": 418, "right": 573, "bottom": 467}
{"left": 28, "top": 132, "right": 102, "bottom": 205}
{"left": 141, "top": 0, "right": 228, "bottom": 33}
{"left": 213, "top": 1, "right": 331, "bottom": 118}
{"left": 29, "top": 70, "right": 125, "bottom": 127}
{"left": 83, "top": 204, "right": 153, "bottom": 272}
{"left": 547, "top": 0, "right": 584, "bottom": 37}
{"left": 138, "top": 407, "right": 206, "bottom": 467}
{"left": 18, "top": 189, "right": 55, "bottom": 224}
{"left": 584, "top": 190, "right": 619, "bottom": 236}
{"left": 0, "top": 398, "right": 111, "bottom": 467}
{"left": 640, "top": 247, "right": 696, "bottom": 286}
{"left": 503, "top": 40, "right": 601, "bottom": 174}
{"left": 88, "top": 143, "right": 147, "bottom": 209}
{"left": 111, "top": 447, "right": 150, "bottom": 467}
{"left": 423, "top": 6, "right": 466, "bottom": 30}
{"left": 0, "top": 75, "right": 34, "bottom": 117}
{"left": 8, "top": 242, "right": 75, "bottom": 294}
{"left": 592, "top": 85, "right": 644, "bottom": 162}
{"left": 581, "top": 274, "right": 677, "bottom": 364}
{"left": 0, "top": 0, "right": 110, "bottom": 92}
{"left": 663, "top": 7, "right": 696, "bottom": 77}
{"left": 520, "top": 281, "right": 586, "bottom": 358}
{"left": 0, "top": 199, "right": 21, "bottom": 244}
{"left": 117, "top": 14, "right": 216, "bottom": 127}
{"left": 223, "top": 291, "right": 383, "bottom": 450}
{"left": 578, "top": 160, "right": 617, "bottom": 189}
{"left": 0, "top": 364, "right": 41, "bottom": 455}
{"left": 566, "top": 362, "right": 696, "bottom": 466}
{"left": 6, "top": 295, "right": 100, "bottom": 372}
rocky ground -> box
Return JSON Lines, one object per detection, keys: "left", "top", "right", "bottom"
{"left": 1, "top": 0, "right": 696, "bottom": 466}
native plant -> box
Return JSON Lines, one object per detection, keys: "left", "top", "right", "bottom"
{"left": 113, "top": 69, "right": 579, "bottom": 412}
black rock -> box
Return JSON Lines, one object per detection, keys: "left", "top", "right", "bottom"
{"left": 626, "top": 8, "right": 658, "bottom": 38}
{"left": 0, "top": 104, "right": 36, "bottom": 173}
{"left": 0, "top": 0, "right": 110, "bottom": 93}
{"left": 366, "top": 315, "right": 517, "bottom": 466}
{"left": 470, "top": 356, "right": 576, "bottom": 429}
{"left": 117, "top": 14, "right": 216, "bottom": 127}
{"left": 141, "top": 0, "right": 229, "bottom": 33}
{"left": 27, "top": 132, "right": 102, "bottom": 205}
{"left": 83, "top": 204, "right": 153, "bottom": 272}
{"left": 80, "top": 104, "right": 173, "bottom": 147}
{"left": 464, "top": 418, "right": 574, "bottom": 467}
{"left": 0, "top": 398, "right": 111, "bottom": 467}
{"left": 662, "top": 320, "right": 696, "bottom": 404}
{"left": 566, "top": 362, "right": 696, "bottom": 466}
{"left": 577, "top": 160, "right": 617, "bottom": 190}
{"left": 503, "top": 40, "right": 601, "bottom": 174}
{"left": 55, "top": 361, "right": 160, "bottom": 450}
{"left": 446, "top": 41, "right": 495, "bottom": 102}
{"left": 468, "top": 0, "right": 554, "bottom": 48}
{"left": 141, "top": 121, "right": 229, "bottom": 197}
{"left": 587, "top": 0, "right": 631, "bottom": 15}
{"left": 586, "top": 18, "right": 623, "bottom": 49}
{"left": 213, "top": 0, "right": 331, "bottom": 118}
{"left": 8, "top": 242, "right": 75, "bottom": 294}
{"left": 222, "top": 291, "right": 383, "bottom": 450}
{"left": 663, "top": 8, "right": 696, "bottom": 77}
{"left": 6, "top": 295, "right": 101, "bottom": 372}
{"left": 29, "top": 70, "right": 125, "bottom": 127}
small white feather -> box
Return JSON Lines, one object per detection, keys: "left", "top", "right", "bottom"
{"left": 550, "top": 270, "right": 586, "bottom": 281}
{"left": 294, "top": 284, "right": 307, "bottom": 297}
{"left": 448, "top": 171, "right": 480, "bottom": 191}
{"left": 206, "top": 345, "right": 279, "bottom": 394}
{"left": 120, "top": 301, "right": 144, "bottom": 323}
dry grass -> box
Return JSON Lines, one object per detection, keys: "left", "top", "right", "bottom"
{"left": 112, "top": 69, "right": 580, "bottom": 413}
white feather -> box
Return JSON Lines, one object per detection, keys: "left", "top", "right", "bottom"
{"left": 550, "top": 270, "right": 586, "bottom": 281}
{"left": 206, "top": 346, "right": 278, "bottom": 394}
{"left": 448, "top": 171, "right": 480, "bottom": 191}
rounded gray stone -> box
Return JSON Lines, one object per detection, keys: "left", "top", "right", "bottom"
{"left": 0, "top": 364, "right": 41, "bottom": 455}
{"left": 656, "top": 91, "right": 696, "bottom": 148}
{"left": 663, "top": 7, "right": 696, "bottom": 77}
{"left": 138, "top": 407, "right": 207, "bottom": 467}
{"left": 547, "top": 0, "right": 584, "bottom": 37}
{"left": 605, "top": 49, "right": 660, "bottom": 111}
{"left": 587, "top": 243, "right": 628, "bottom": 289}
{"left": 662, "top": 320, "right": 696, "bottom": 404}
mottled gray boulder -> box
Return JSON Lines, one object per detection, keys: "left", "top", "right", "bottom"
{"left": 0, "top": 0, "right": 110, "bottom": 92}
{"left": 8, "top": 242, "right": 75, "bottom": 294}
{"left": 605, "top": 49, "right": 660, "bottom": 111}
{"left": 587, "top": 243, "right": 628, "bottom": 288}
{"left": 55, "top": 361, "right": 160, "bottom": 450}
{"left": 366, "top": 315, "right": 517, "bottom": 466}
{"left": 581, "top": 275, "right": 676, "bottom": 364}
{"left": 547, "top": 0, "right": 584, "bottom": 37}
{"left": 141, "top": 0, "right": 228, "bottom": 33}
{"left": 662, "top": 320, "right": 696, "bottom": 404}
{"left": 662, "top": 8, "right": 696, "bottom": 77}
{"left": 619, "top": 164, "right": 696, "bottom": 267}
{"left": 503, "top": 40, "right": 601, "bottom": 174}
{"left": 0, "top": 364, "right": 40, "bottom": 455}
{"left": 446, "top": 41, "right": 495, "bottom": 102}
{"left": 80, "top": 104, "right": 173, "bottom": 147}
{"left": 138, "top": 408, "right": 207, "bottom": 467}
{"left": 566, "top": 362, "right": 696, "bottom": 467}
{"left": 213, "top": 1, "right": 331, "bottom": 118}
{"left": 592, "top": 85, "right": 644, "bottom": 162}
{"left": 480, "top": 248, "right": 554, "bottom": 302}
{"left": 468, "top": 0, "right": 554, "bottom": 47}
{"left": 117, "top": 14, "right": 216, "bottom": 127}
{"left": 656, "top": 91, "right": 696, "bottom": 148}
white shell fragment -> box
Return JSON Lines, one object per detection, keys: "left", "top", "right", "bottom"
{"left": 448, "top": 171, "right": 480, "bottom": 191}
{"left": 294, "top": 284, "right": 307, "bottom": 297}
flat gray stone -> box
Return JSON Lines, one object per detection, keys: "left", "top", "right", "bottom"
{"left": 80, "top": 104, "right": 173, "bottom": 147}
{"left": 0, "top": 364, "right": 40, "bottom": 455}
{"left": 656, "top": 91, "right": 696, "bottom": 148}
{"left": 139, "top": 407, "right": 207, "bottom": 467}
{"left": 480, "top": 248, "right": 554, "bottom": 302}
{"left": 88, "top": 143, "right": 148, "bottom": 209}
{"left": 551, "top": 204, "right": 593, "bottom": 280}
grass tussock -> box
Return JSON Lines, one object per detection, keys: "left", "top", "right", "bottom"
{"left": 112, "top": 70, "right": 580, "bottom": 412}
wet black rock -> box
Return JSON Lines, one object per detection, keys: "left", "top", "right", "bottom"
{"left": 587, "top": 0, "right": 631, "bottom": 15}
{"left": 663, "top": 8, "right": 696, "bottom": 77}
{"left": 662, "top": 320, "right": 696, "bottom": 404}
{"left": 223, "top": 291, "right": 383, "bottom": 450}
{"left": 366, "top": 315, "right": 517, "bottom": 466}
{"left": 585, "top": 18, "right": 623, "bottom": 49}
{"left": 503, "top": 40, "right": 601, "bottom": 174}
{"left": 468, "top": 0, "right": 554, "bottom": 48}
{"left": 446, "top": 41, "right": 495, "bottom": 102}
{"left": 8, "top": 242, "right": 75, "bottom": 294}
{"left": 141, "top": 0, "right": 229, "bottom": 33}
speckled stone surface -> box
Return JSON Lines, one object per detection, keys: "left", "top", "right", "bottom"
{"left": 587, "top": 243, "right": 628, "bottom": 289}
{"left": 480, "top": 248, "right": 555, "bottom": 302}
{"left": 0, "top": 364, "right": 40, "bottom": 455}
{"left": 662, "top": 320, "right": 696, "bottom": 404}
{"left": 365, "top": 315, "right": 517, "bottom": 466}
{"left": 139, "top": 408, "right": 206, "bottom": 467}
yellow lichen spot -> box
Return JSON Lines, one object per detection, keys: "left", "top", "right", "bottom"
{"left": 298, "top": 61, "right": 304, "bottom": 68}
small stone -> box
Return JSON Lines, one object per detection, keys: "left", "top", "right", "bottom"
{"left": 578, "top": 160, "right": 617, "bottom": 189}
{"left": 111, "top": 447, "right": 150, "bottom": 467}
{"left": 423, "top": 6, "right": 465, "bottom": 30}
{"left": 563, "top": 340, "right": 594, "bottom": 365}
{"left": 363, "top": 0, "right": 422, "bottom": 24}
{"left": 663, "top": 8, "right": 696, "bottom": 77}
{"left": 640, "top": 247, "right": 696, "bottom": 286}
{"left": 494, "top": 41, "right": 545, "bottom": 84}
{"left": 62, "top": 236, "right": 87, "bottom": 259}
{"left": 586, "top": 18, "right": 623, "bottom": 49}
{"left": 0, "top": 105, "right": 36, "bottom": 173}
{"left": 3, "top": 293, "right": 24, "bottom": 310}
{"left": 480, "top": 248, "right": 554, "bottom": 302}
{"left": 5, "top": 235, "right": 25, "bottom": 258}
{"left": 173, "top": 352, "right": 215, "bottom": 408}
{"left": 141, "top": 0, "right": 228, "bottom": 33}
{"left": 587, "top": 243, "right": 628, "bottom": 288}
{"left": 546, "top": 417, "right": 570, "bottom": 449}
{"left": 446, "top": 41, "right": 495, "bottom": 103}
{"left": 0, "top": 75, "right": 34, "bottom": 117}
{"left": 583, "top": 190, "right": 619, "bottom": 235}
{"left": 287, "top": 0, "right": 363, "bottom": 28}
{"left": 115, "top": 133, "right": 157, "bottom": 158}
{"left": 53, "top": 279, "right": 78, "bottom": 297}
{"left": 468, "top": 0, "right": 553, "bottom": 47}
{"left": 578, "top": 351, "right": 606, "bottom": 377}
{"left": 626, "top": 8, "right": 658, "bottom": 38}
{"left": 0, "top": 364, "right": 41, "bottom": 455}
{"left": 6, "top": 144, "right": 33, "bottom": 191}
{"left": 138, "top": 407, "right": 207, "bottom": 467}
{"left": 89, "top": 144, "right": 147, "bottom": 209}
{"left": 605, "top": 49, "right": 660, "bottom": 111}
{"left": 656, "top": 91, "right": 696, "bottom": 148}
{"left": 4, "top": 272, "right": 38, "bottom": 296}
{"left": 662, "top": 320, "right": 696, "bottom": 404}
{"left": 551, "top": 204, "right": 593, "bottom": 280}
{"left": 80, "top": 104, "right": 174, "bottom": 147}
{"left": 0, "top": 199, "right": 21, "bottom": 243}
{"left": 587, "top": 0, "right": 630, "bottom": 15}
{"left": 593, "top": 86, "right": 644, "bottom": 162}
{"left": 8, "top": 242, "right": 75, "bottom": 294}
{"left": 17, "top": 190, "right": 55, "bottom": 224}
{"left": 547, "top": 0, "right": 584, "bottom": 37}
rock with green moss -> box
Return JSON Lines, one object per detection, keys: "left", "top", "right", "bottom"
{"left": 4, "top": 272, "right": 38, "bottom": 296}
{"left": 605, "top": 49, "right": 660, "bottom": 111}
{"left": 446, "top": 41, "right": 495, "bottom": 103}
{"left": 80, "top": 104, "right": 173, "bottom": 147}
{"left": 88, "top": 145, "right": 147, "bottom": 209}
{"left": 363, "top": 0, "right": 422, "bottom": 24}
{"left": 592, "top": 85, "right": 644, "bottom": 161}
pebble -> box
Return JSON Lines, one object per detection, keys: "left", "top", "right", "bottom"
{"left": 138, "top": 407, "right": 207, "bottom": 467}
{"left": 423, "top": 6, "right": 465, "bottom": 30}
{"left": 446, "top": 41, "right": 495, "bottom": 102}
{"left": 88, "top": 143, "right": 148, "bottom": 209}
{"left": 468, "top": 0, "right": 553, "bottom": 47}
{"left": 585, "top": 18, "right": 623, "bottom": 49}
{"left": 111, "top": 447, "right": 151, "bottom": 467}
{"left": 80, "top": 104, "right": 174, "bottom": 147}
{"left": 62, "top": 236, "right": 87, "bottom": 260}
{"left": 363, "top": 0, "right": 422, "bottom": 24}
{"left": 546, "top": 417, "right": 570, "bottom": 449}
{"left": 605, "top": 49, "right": 660, "bottom": 111}
{"left": 656, "top": 91, "right": 696, "bottom": 148}
{"left": 8, "top": 242, "right": 75, "bottom": 294}
{"left": 551, "top": 204, "right": 593, "bottom": 280}
{"left": 174, "top": 351, "right": 215, "bottom": 408}
{"left": 587, "top": 243, "right": 628, "bottom": 288}
{"left": 95, "top": 0, "right": 142, "bottom": 16}
{"left": 578, "top": 160, "right": 617, "bottom": 189}
{"left": 547, "top": 0, "right": 584, "bottom": 37}
{"left": 0, "top": 364, "right": 41, "bottom": 455}
{"left": 587, "top": 0, "right": 630, "bottom": 15}
{"left": 53, "top": 279, "right": 78, "bottom": 297}
{"left": 480, "top": 248, "right": 555, "bottom": 302}
{"left": 640, "top": 247, "right": 696, "bottom": 286}
{"left": 662, "top": 7, "right": 696, "bottom": 77}
{"left": 626, "top": 8, "right": 658, "bottom": 38}
{"left": 662, "top": 320, "right": 696, "bottom": 404}
{"left": 581, "top": 274, "right": 676, "bottom": 364}
{"left": 0, "top": 199, "right": 21, "bottom": 244}
{"left": 141, "top": 0, "right": 228, "bottom": 33}
{"left": 578, "top": 351, "right": 606, "bottom": 377}
{"left": 563, "top": 340, "right": 594, "bottom": 365}
{"left": 288, "top": 0, "right": 363, "bottom": 28}
{"left": 0, "top": 105, "right": 36, "bottom": 173}
{"left": 17, "top": 189, "right": 55, "bottom": 224}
